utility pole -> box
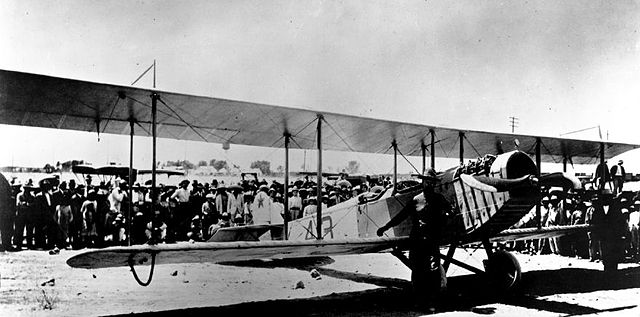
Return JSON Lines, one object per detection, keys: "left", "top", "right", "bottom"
{"left": 508, "top": 116, "right": 519, "bottom": 133}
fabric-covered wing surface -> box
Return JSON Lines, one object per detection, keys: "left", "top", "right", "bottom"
{"left": 1, "top": 69, "right": 637, "bottom": 163}
{"left": 66, "top": 236, "right": 410, "bottom": 269}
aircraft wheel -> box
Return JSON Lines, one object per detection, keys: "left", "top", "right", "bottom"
{"left": 484, "top": 250, "right": 521, "bottom": 292}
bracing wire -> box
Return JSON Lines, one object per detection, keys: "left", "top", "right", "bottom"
{"left": 101, "top": 95, "right": 121, "bottom": 133}
{"left": 539, "top": 139, "right": 560, "bottom": 164}
{"left": 433, "top": 131, "right": 450, "bottom": 158}
{"left": 321, "top": 117, "right": 356, "bottom": 152}
{"left": 463, "top": 134, "right": 482, "bottom": 158}
{"left": 157, "top": 97, "right": 210, "bottom": 142}
{"left": 320, "top": 117, "right": 377, "bottom": 173}
{"left": 396, "top": 147, "right": 421, "bottom": 175}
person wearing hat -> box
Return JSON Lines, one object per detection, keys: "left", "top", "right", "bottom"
{"left": 289, "top": 186, "right": 302, "bottom": 220}
{"left": 14, "top": 183, "right": 36, "bottom": 250}
{"left": 80, "top": 190, "right": 99, "bottom": 248}
{"left": 170, "top": 180, "right": 192, "bottom": 241}
{"left": 215, "top": 185, "right": 229, "bottom": 226}
{"left": 227, "top": 184, "right": 245, "bottom": 226}
{"left": 610, "top": 160, "right": 626, "bottom": 195}
{"left": 303, "top": 196, "right": 317, "bottom": 217}
{"left": 545, "top": 195, "right": 564, "bottom": 255}
{"left": 376, "top": 168, "right": 450, "bottom": 304}
{"left": 252, "top": 184, "right": 273, "bottom": 224}
{"left": 201, "top": 193, "right": 219, "bottom": 240}
{"left": 598, "top": 193, "right": 628, "bottom": 272}
{"left": 628, "top": 200, "right": 640, "bottom": 261}
{"left": 33, "top": 178, "right": 57, "bottom": 250}
{"left": 593, "top": 160, "right": 611, "bottom": 191}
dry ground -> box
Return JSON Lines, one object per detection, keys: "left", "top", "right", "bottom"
{"left": 0, "top": 247, "right": 639, "bottom": 316}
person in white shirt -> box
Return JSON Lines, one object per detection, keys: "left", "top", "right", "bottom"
{"left": 252, "top": 185, "right": 272, "bottom": 224}
{"left": 108, "top": 181, "right": 127, "bottom": 213}
{"left": 170, "top": 180, "right": 191, "bottom": 240}
{"left": 288, "top": 188, "right": 303, "bottom": 220}
{"left": 610, "top": 160, "right": 626, "bottom": 195}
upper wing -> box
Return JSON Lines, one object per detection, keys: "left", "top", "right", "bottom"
{"left": 1, "top": 69, "right": 637, "bottom": 163}
{"left": 489, "top": 224, "right": 591, "bottom": 243}
{"left": 66, "top": 236, "right": 410, "bottom": 269}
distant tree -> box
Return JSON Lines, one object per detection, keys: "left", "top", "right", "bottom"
{"left": 209, "top": 159, "right": 217, "bottom": 167}
{"left": 345, "top": 160, "right": 360, "bottom": 174}
{"left": 251, "top": 160, "right": 271, "bottom": 176}
{"left": 198, "top": 160, "right": 207, "bottom": 167}
{"left": 276, "top": 165, "right": 284, "bottom": 175}
{"left": 212, "top": 160, "right": 228, "bottom": 172}
{"left": 181, "top": 160, "right": 195, "bottom": 170}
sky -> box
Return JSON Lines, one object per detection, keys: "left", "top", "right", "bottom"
{"left": 1, "top": 0, "right": 640, "bottom": 175}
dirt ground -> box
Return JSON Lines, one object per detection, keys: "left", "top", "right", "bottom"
{"left": 0, "top": 247, "right": 639, "bottom": 317}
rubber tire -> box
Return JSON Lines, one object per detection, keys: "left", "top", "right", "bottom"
{"left": 484, "top": 250, "right": 521, "bottom": 292}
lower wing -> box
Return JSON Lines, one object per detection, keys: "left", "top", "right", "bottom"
{"left": 66, "top": 236, "right": 410, "bottom": 269}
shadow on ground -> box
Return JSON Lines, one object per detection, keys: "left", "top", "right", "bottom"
{"left": 106, "top": 259, "right": 640, "bottom": 317}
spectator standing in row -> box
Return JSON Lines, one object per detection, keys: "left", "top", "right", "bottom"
{"left": 610, "top": 160, "right": 626, "bottom": 195}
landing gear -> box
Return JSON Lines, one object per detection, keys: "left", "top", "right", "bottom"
{"left": 483, "top": 250, "right": 521, "bottom": 292}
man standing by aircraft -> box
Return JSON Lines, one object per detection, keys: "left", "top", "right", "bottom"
{"left": 377, "top": 168, "right": 450, "bottom": 306}
{"left": 610, "top": 160, "right": 625, "bottom": 195}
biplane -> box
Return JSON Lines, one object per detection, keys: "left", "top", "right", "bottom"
{"left": 0, "top": 69, "right": 638, "bottom": 291}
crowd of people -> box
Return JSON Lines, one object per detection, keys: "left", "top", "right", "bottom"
{"left": 0, "top": 174, "right": 387, "bottom": 252}
{"left": 0, "top": 165, "right": 638, "bottom": 272}
{"left": 511, "top": 187, "right": 638, "bottom": 270}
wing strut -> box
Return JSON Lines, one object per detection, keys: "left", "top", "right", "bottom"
{"left": 151, "top": 93, "right": 159, "bottom": 219}
{"left": 316, "top": 114, "right": 323, "bottom": 240}
{"left": 536, "top": 137, "right": 542, "bottom": 229}
{"left": 392, "top": 140, "right": 398, "bottom": 192}
{"left": 128, "top": 119, "right": 134, "bottom": 246}
{"left": 284, "top": 133, "right": 290, "bottom": 240}
{"left": 430, "top": 128, "right": 436, "bottom": 169}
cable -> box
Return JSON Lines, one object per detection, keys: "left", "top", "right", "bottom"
{"left": 321, "top": 117, "right": 355, "bottom": 152}
{"left": 101, "top": 95, "right": 121, "bottom": 133}
{"left": 463, "top": 134, "right": 482, "bottom": 158}
{"left": 396, "top": 147, "right": 421, "bottom": 175}
{"left": 539, "top": 140, "right": 560, "bottom": 164}
{"left": 157, "top": 97, "right": 209, "bottom": 142}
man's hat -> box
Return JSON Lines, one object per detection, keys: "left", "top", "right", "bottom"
{"left": 550, "top": 195, "right": 559, "bottom": 201}
{"left": 413, "top": 168, "right": 440, "bottom": 182}
{"left": 206, "top": 193, "right": 215, "bottom": 199}
{"left": 179, "top": 180, "right": 190, "bottom": 187}
{"left": 619, "top": 160, "right": 624, "bottom": 164}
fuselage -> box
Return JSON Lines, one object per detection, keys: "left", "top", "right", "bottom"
{"left": 287, "top": 151, "right": 539, "bottom": 245}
